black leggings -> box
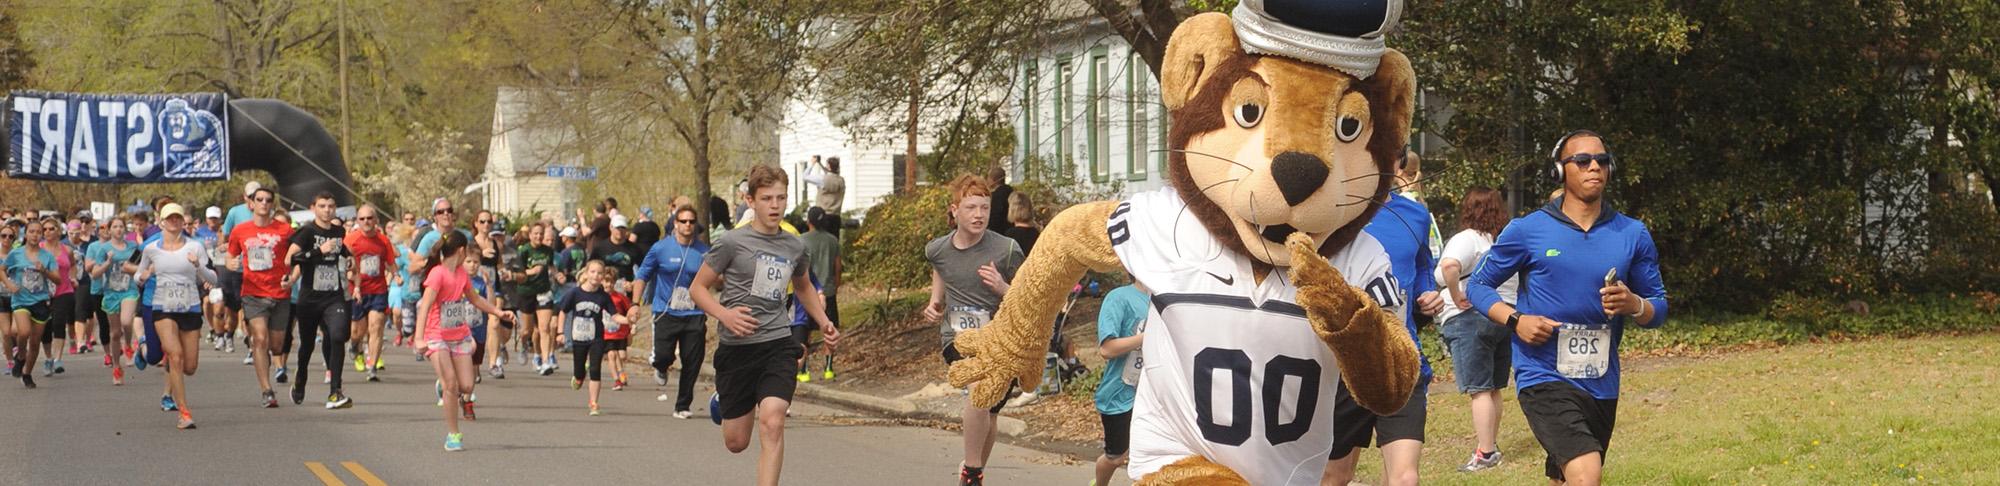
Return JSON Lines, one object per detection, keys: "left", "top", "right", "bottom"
{"left": 573, "top": 340, "right": 606, "bottom": 382}
{"left": 652, "top": 313, "right": 708, "bottom": 411}
{"left": 88, "top": 294, "right": 109, "bottom": 345}
{"left": 292, "top": 299, "right": 352, "bottom": 393}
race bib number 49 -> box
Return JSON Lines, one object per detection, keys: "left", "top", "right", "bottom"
{"left": 750, "top": 253, "right": 792, "bottom": 300}
{"left": 1556, "top": 324, "right": 1611, "bottom": 379}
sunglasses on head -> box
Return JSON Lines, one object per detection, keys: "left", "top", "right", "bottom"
{"left": 1560, "top": 153, "right": 1615, "bottom": 169}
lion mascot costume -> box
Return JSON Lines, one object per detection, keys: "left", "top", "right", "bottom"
{"left": 946, "top": 1, "right": 1421, "bottom": 484}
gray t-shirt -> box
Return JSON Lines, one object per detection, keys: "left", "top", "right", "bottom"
{"left": 705, "top": 226, "right": 808, "bottom": 346}
{"left": 802, "top": 230, "right": 841, "bottom": 297}
{"left": 924, "top": 231, "right": 1023, "bottom": 345}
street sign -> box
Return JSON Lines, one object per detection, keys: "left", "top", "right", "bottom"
{"left": 546, "top": 166, "right": 597, "bottom": 180}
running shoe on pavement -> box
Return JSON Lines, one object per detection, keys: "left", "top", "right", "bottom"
{"left": 444, "top": 433, "right": 463, "bottom": 452}
{"left": 327, "top": 393, "right": 353, "bottom": 410}
{"left": 162, "top": 395, "right": 178, "bottom": 411}
{"left": 261, "top": 390, "right": 279, "bottom": 408}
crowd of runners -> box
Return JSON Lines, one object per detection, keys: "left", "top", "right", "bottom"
{"left": 3, "top": 132, "right": 1666, "bottom": 485}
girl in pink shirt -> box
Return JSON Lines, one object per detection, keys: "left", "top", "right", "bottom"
{"left": 411, "top": 231, "right": 511, "bottom": 451}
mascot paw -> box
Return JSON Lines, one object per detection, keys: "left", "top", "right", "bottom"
{"left": 1286, "top": 232, "right": 1365, "bottom": 337}
{"left": 1135, "top": 455, "right": 1250, "bottom": 485}
{"left": 946, "top": 329, "right": 1043, "bottom": 408}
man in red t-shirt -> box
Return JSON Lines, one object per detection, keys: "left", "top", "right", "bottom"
{"left": 345, "top": 204, "right": 395, "bottom": 382}
{"left": 226, "top": 187, "right": 295, "bottom": 408}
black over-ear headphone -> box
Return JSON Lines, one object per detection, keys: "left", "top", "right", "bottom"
{"left": 1549, "top": 129, "right": 1615, "bottom": 181}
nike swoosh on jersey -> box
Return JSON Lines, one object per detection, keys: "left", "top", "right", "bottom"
{"left": 1206, "top": 272, "right": 1234, "bottom": 286}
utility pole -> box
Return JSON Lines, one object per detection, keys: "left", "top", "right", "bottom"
{"left": 338, "top": 0, "right": 350, "bottom": 170}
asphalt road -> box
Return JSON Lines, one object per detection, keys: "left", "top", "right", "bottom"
{"left": 0, "top": 341, "right": 1113, "bottom": 485}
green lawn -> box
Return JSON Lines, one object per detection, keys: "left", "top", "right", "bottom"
{"left": 1350, "top": 332, "right": 2000, "bottom": 485}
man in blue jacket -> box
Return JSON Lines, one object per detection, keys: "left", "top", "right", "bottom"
{"left": 632, "top": 205, "right": 711, "bottom": 418}
{"left": 1468, "top": 130, "right": 1669, "bottom": 485}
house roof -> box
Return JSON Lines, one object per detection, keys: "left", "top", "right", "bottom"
{"left": 490, "top": 87, "right": 583, "bottom": 176}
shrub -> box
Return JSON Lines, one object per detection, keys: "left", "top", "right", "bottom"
{"left": 848, "top": 186, "right": 953, "bottom": 288}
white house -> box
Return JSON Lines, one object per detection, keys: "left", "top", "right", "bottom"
{"left": 1012, "top": 5, "right": 1172, "bottom": 196}
{"left": 775, "top": 90, "right": 921, "bottom": 217}
{"left": 483, "top": 87, "right": 581, "bottom": 219}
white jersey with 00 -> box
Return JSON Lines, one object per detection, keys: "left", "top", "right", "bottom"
{"left": 1112, "top": 188, "right": 1404, "bottom": 486}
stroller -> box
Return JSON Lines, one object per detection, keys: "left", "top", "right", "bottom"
{"left": 1031, "top": 277, "right": 1096, "bottom": 397}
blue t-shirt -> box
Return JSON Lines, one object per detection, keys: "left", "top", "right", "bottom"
{"left": 1468, "top": 197, "right": 1669, "bottom": 400}
{"left": 1094, "top": 285, "right": 1148, "bottom": 415}
{"left": 1362, "top": 192, "right": 1438, "bottom": 378}
{"left": 221, "top": 203, "right": 252, "bottom": 241}
{"left": 85, "top": 241, "right": 109, "bottom": 295}
{"left": 415, "top": 227, "right": 473, "bottom": 259}
{"left": 6, "top": 247, "right": 58, "bottom": 307}
{"left": 98, "top": 241, "right": 141, "bottom": 302}
{"left": 635, "top": 236, "right": 711, "bottom": 316}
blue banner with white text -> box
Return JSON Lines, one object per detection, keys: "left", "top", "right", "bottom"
{"left": 7, "top": 90, "right": 230, "bottom": 183}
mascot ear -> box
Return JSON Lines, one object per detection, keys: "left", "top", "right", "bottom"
{"left": 1161, "top": 13, "right": 1243, "bottom": 112}
{"left": 1359, "top": 48, "right": 1418, "bottom": 153}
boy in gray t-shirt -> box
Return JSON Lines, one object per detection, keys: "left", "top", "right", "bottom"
{"left": 703, "top": 226, "right": 807, "bottom": 346}
{"left": 923, "top": 175, "right": 1025, "bottom": 485}
{"left": 923, "top": 230, "right": 1023, "bottom": 346}
{"left": 691, "top": 165, "right": 838, "bottom": 486}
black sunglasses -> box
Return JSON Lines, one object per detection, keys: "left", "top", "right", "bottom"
{"left": 435, "top": 208, "right": 455, "bottom": 215}
{"left": 1560, "top": 153, "right": 1614, "bottom": 169}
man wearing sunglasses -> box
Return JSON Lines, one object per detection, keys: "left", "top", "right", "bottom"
{"left": 1466, "top": 130, "right": 1669, "bottom": 485}
{"left": 346, "top": 205, "right": 395, "bottom": 383}
{"left": 227, "top": 186, "right": 295, "bottom": 408}
{"left": 632, "top": 205, "right": 711, "bottom": 418}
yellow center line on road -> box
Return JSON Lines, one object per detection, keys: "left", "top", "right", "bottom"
{"left": 341, "top": 462, "right": 388, "bottom": 486}
{"left": 304, "top": 462, "right": 346, "bottom": 486}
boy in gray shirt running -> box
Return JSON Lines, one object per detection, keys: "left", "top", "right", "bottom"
{"left": 692, "top": 164, "right": 839, "bottom": 486}
{"left": 925, "top": 175, "right": 1024, "bottom": 486}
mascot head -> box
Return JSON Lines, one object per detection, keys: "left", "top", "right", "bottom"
{"left": 1162, "top": 1, "right": 1415, "bottom": 268}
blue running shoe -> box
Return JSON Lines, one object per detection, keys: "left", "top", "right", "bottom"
{"left": 708, "top": 393, "right": 723, "bottom": 425}
{"left": 161, "top": 395, "right": 178, "bottom": 412}
{"left": 444, "top": 433, "right": 464, "bottom": 452}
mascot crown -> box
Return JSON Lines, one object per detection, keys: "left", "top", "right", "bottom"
{"left": 1231, "top": 0, "right": 1404, "bottom": 79}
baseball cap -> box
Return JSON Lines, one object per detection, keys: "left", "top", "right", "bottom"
{"left": 206, "top": 206, "right": 223, "bottom": 219}
{"left": 559, "top": 226, "right": 578, "bottom": 238}
{"left": 611, "top": 215, "right": 629, "bottom": 229}
{"left": 244, "top": 181, "right": 262, "bottom": 197}
{"left": 159, "top": 203, "right": 188, "bottom": 221}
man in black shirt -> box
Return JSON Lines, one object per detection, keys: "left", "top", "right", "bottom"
{"left": 285, "top": 192, "right": 354, "bottom": 409}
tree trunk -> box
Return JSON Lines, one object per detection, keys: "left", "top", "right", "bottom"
{"left": 904, "top": 80, "right": 920, "bottom": 193}
{"left": 693, "top": 118, "right": 714, "bottom": 229}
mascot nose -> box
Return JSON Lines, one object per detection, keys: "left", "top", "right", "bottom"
{"left": 1271, "top": 152, "right": 1330, "bottom": 206}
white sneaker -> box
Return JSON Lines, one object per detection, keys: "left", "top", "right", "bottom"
{"left": 657, "top": 393, "right": 671, "bottom": 402}
{"left": 673, "top": 410, "right": 693, "bottom": 420}
{"left": 243, "top": 353, "right": 254, "bottom": 365}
